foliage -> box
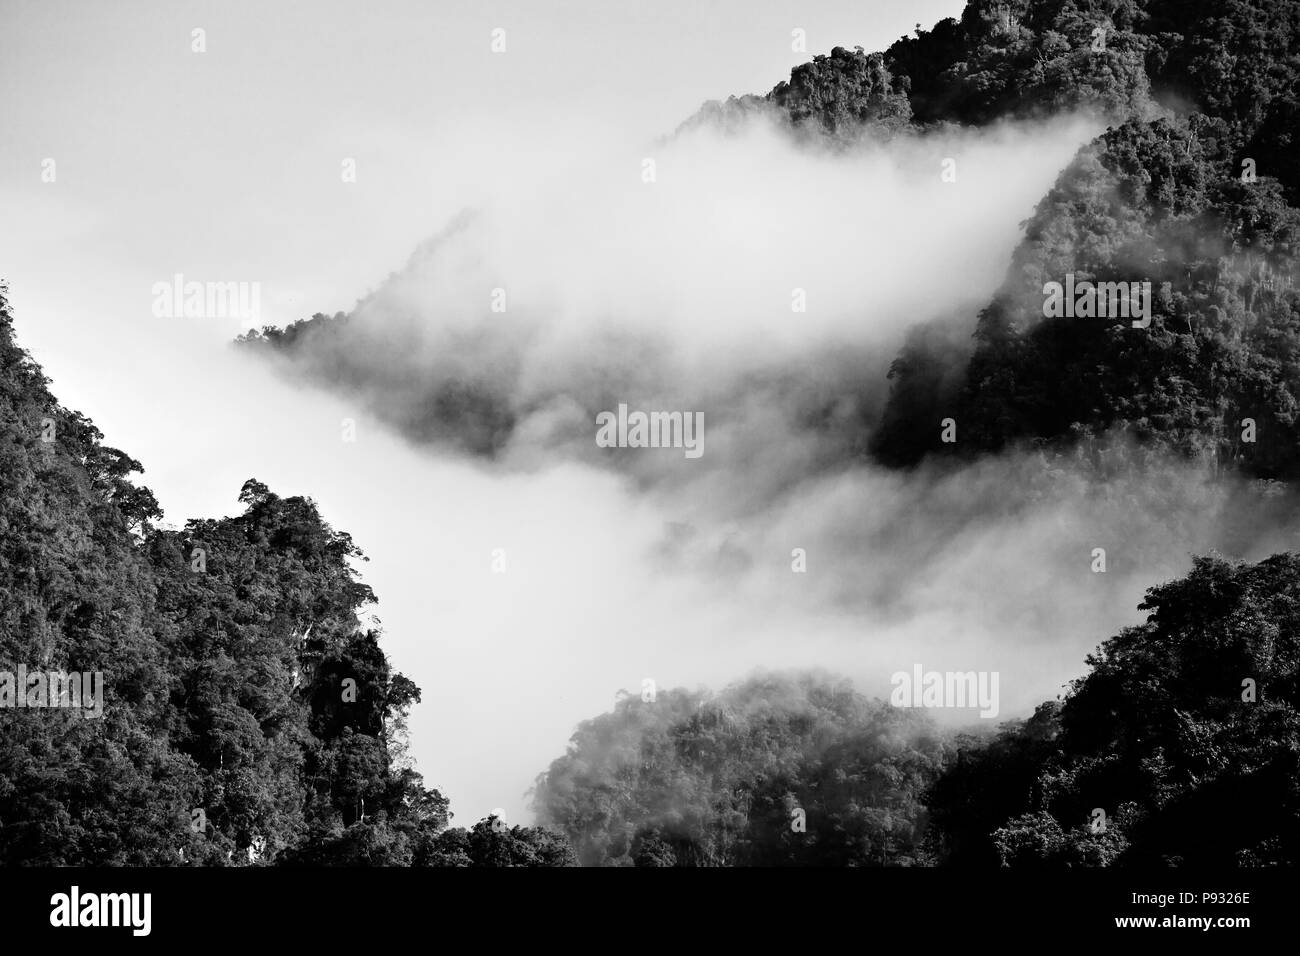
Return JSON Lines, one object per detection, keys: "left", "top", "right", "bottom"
{"left": 531, "top": 672, "right": 945, "bottom": 867}
{"left": 928, "top": 553, "right": 1300, "bottom": 867}
{"left": 0, "top": 286, "right": 568, "bottom": 865}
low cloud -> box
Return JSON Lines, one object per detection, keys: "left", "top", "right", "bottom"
{"left": 239, "top": 111, "right": 1300, "bottom": 821}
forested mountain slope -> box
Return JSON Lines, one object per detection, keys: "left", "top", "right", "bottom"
{"left": 0, "top": 284, "right": 571, "bottom": 866}
{"left": 534, "top": 555, "right": 1300, "bottom": 867}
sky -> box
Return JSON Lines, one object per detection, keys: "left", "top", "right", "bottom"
{"left": 0, "top": 0, "right": 1176, "bottom": 827}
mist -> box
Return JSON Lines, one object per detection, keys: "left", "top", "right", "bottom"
{"left": 266, "top": 113, "right": 1108, "bottom": 491}
{"left": 231, "top": 110, "right": 1300, "bottom": 824}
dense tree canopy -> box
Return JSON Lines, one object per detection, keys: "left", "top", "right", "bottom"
{"left": 534, "top": 555, "right": 1300, "bottom": 867}
{"left": 874, "top": 2, "right": 1300, "bottom": 480}
{"left": 930, "top": 553, "right": 1300, "bottom": 867}
{"left": 532, "top": 673, "right": 946, "bottom": 867}
{"left": 0, "top": 285, "right": 569, "bottom": 866}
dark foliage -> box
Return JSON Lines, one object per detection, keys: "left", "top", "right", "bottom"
{"left": 0, "top": 285, "right": 568, "bottom": 865}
